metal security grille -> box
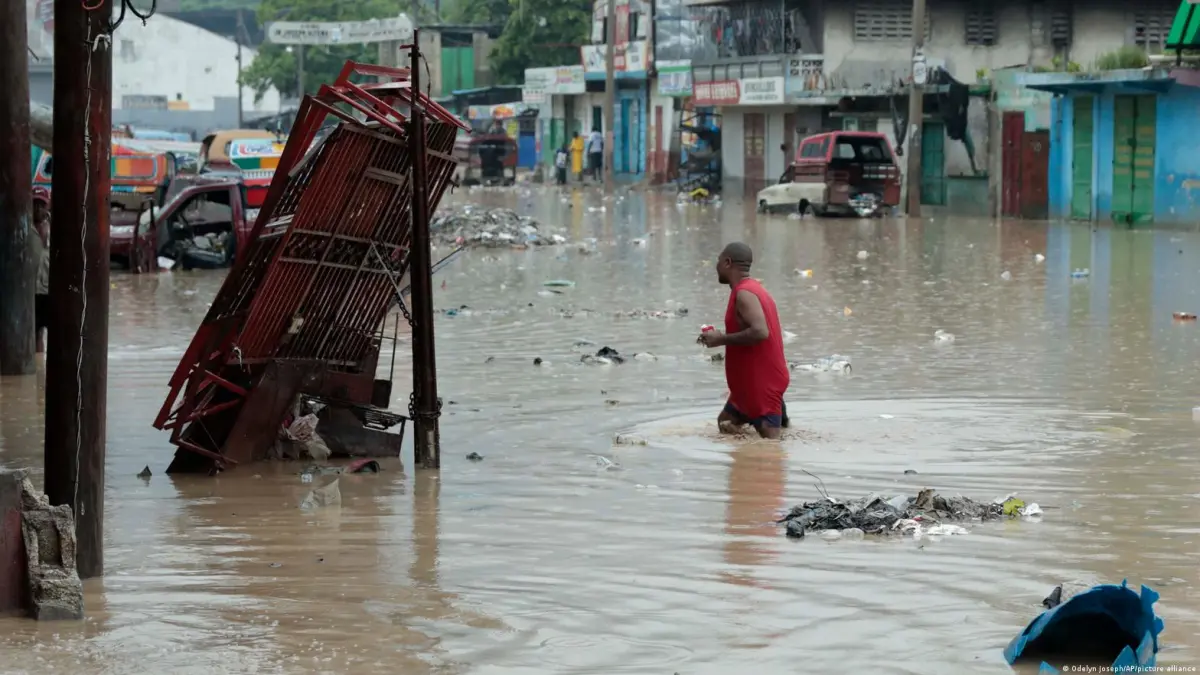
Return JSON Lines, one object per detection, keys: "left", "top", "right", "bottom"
{"left": 854, "top": 1, "right": 929, "bottom": 41}
{"left": 1134, "top": 4, "right": 1178, "bottom": 49}
{"left": 1050, "top": 7, "right": 1071, "bottom": 47}
{"left": 964, "top": 6, "right": 998, "bottom": 46}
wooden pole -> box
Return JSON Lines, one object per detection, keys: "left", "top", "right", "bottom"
{"left": 603, "top": 0, "right": 617, "bottom": 193}
{"left": 46, "top": 0, "right": 111, "bottom": 579}
{"left": 408, "top": 32, "right": 441, "bottom": 470}
{"left": 0, "top": 0, "right": 36, "bottom": 375}
{"left": 904, "top": 0, "right": 926, "bottom": 217}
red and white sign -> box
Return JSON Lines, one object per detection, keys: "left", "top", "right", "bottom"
{"left": 693, "top": 80, "right": 740, "bottom": 106}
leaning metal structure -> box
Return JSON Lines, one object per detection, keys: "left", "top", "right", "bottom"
{"left": 153, "top": 58, "right": 468, "bottom": 473}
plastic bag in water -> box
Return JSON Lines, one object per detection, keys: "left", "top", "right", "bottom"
{"left": 792, "top": 354, "right": 852, "bottom": 374}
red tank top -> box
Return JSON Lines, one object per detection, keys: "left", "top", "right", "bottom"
{"left": 724, "top": 278, "right": 790, "bottom": 418}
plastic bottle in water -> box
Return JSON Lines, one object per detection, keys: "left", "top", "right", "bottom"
{"left": 1071, "top": 268, "right": 1090, "bottom": 279}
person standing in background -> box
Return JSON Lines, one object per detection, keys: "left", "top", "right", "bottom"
{"left": 587, "top": 127, "right": 603, "bottom": 181}
{"left": 31, "top": 187, "right": 51, "bottom": 354}
{"left": 554, "top": 145, "right": 569, "bottom": 186}
{"left": 569, "top": 131, "right": 585, "bottom": 182}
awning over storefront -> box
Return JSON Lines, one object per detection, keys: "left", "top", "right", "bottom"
{"left": 1019, "top": 69, "right": 1182, "bottom": 95}
{"left": 1167, "top": 0, "right": 1200, "bottom": 52}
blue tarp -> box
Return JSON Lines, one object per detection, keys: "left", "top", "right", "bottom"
{"left": 1004, "top": 580, "right": 1163, "bottom": 673}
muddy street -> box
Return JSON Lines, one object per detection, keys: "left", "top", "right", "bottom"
{"left": 1, "top": 187, "right": 1199, "bottom": 673}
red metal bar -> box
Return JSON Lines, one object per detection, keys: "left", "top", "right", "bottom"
{"left": 184, "top": 398, "right": 244, "bottom": 423}
{"left": 199, "top": 370, "right": 249, "bottom": 397}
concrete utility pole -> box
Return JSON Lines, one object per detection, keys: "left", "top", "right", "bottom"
{"left": 407, "top": 31, "right": 442, "bottom": 470}
{"left": 904, "top": 0, "right": 926, "bottom": 217}
{"left": 0, "top": 0, "right": 36, "bottom": 375}
{"left": 603, "top": 0, "right": 617, "bottom": 193}
{"left": 236, "top": 9, "right": 247, "bottom": 127}
{"left": 47, "top": 0, "right": 112, "bottom": 579}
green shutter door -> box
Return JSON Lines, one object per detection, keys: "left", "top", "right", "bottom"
{"left": 920, "top": 121, "right": 946, "bottom": 206}
{"left": 457, "top": 47, "right": 475, "bottom": 90}
{"left": 441, "top": 47, "right": 459, "bottom": 95}
{"left": 1131, "top": 95, "right": 1156, "bottom": 225}
{"left": 1070, "top": 96, "right": 1094, "bottom": 220}
{"left": 1112, "top": 95, "right": 1156, "bottom": 225}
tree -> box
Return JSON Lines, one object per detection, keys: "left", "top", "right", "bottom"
{"left": 489, "top": 0, "right": 592, "bottom": 84}
{"left": 443, "top": 0, "right": 511, "bottom": 25}
{"left": 239, "top": 0, "right": 410, "bottom": 102}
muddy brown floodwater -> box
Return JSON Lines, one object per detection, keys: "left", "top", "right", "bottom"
{"left": 2, "top": 187, "right": 1200, "bottom": 674}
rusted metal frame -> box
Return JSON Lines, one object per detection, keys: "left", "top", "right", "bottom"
{"left": 332, "top": 80, "right": 413, "bottom": 130}
{"left": 235, "top": 126, "right": 347, "bottom": 360}
{"left": 307, "top": 96, "right": 363, "bottom": 130}
{"left": 183, "top": 398, "right": 243, "bottom": 423}
{"left": 341, "top": 60, "right": 414, "bottom": 81}
{"left": 307, "top": 177, "right": 402, "bottom": 362}
{"left": 363, "top": 167, "right": 410, "bottom": 187}
{"left": 175, "top": 439, "right": 236, "bottom": 467}
{"left": 290, "top": 229, "right": 406, "bottom": 251}
{"left": 278, "top": 257, "right": 396, "bottom": 274}
{"left": 198, "top": 369, "right": 250, "bottom": 397}
{"left": 319, "top": 87, "right": 406, "bottom": 137}
{"left": 342, "top": 123, "right": 406, "bottom": 148}
{"left": 268, "top": 142, "right": 378, "bottom": 361}
{"left": 247, "top": 97, "right": 323, "bottom": 242}
{"left": 155, "top": 315, "right": 244, "bottom": 428}
{"left": 387, "top": 87, "right": 471, "bottom": 130}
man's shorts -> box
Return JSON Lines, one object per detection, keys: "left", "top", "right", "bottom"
{"left": 724, "top": 401, "right": 789, "bottom": 429}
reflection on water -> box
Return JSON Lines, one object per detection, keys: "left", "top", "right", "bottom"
{"left": 2, "top": 187, "right": 1200, "bottom": 672}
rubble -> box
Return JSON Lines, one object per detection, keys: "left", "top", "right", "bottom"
{"left": 19, "top": 475, "right": 84, "bottom": 620}
{"left": 778, "top": 488, "right": 1011, "bottom": 539}
{"left": 431, "top": 205, "right": 564, "bottom": 248}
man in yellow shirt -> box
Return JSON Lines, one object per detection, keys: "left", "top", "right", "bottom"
{"left": 569, "top": 131, "right": 585, "bottom": 182}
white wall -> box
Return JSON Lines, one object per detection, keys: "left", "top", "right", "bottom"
{"left": 821, "top": 0, "right": 1142, "bottom": 85}
{"left": 111, "top": 15, "right": 282, "bottom": 113}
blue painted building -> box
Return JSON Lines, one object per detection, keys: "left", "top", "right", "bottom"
{"left": 579, "top": 0, "right": 651, "bottom": 178}
{"left": 1023, "top": 68, "right": 1200, "bottom": 227}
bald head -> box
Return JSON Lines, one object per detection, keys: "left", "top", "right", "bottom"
{"left": 716, "top": 242, "right": 753, "bottom": 284}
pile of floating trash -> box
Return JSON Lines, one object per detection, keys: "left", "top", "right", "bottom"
{"left": 430, "top": 205, "right": 565, "bottom": 248}
{"left": 779, "top": 488, "right": 1042, "bottom": 539}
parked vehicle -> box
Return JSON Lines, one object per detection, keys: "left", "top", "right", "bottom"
{"left": 33, "top": 141, "right": 177, "bottom": 211}
{"left": 460, "top": 132, "right": 517, "bottom": 186}
{"left": 756, "top": 131, "right": 901, "bottom": 217}
{"left": 227, "top": 138, "right": 285, "bottom": 208}
{"left": 198, "top": 129, "right": 280, "bottom": 171}
{"left": 112, "top": 175, "right": 253, "bottom": 272}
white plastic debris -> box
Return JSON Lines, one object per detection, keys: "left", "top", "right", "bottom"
{"left": 1035, "top": 253, "right": 1046, "bottom": 263}
{"left": 633, "top": 352, "right": 658, "bottom": 362}
{"left": 857, "top": 250, "right": 869, "bottom": 260}
{"left": 592, "top": 455, "right": 621, "bottom": 470}
{"left": 794, "top": 268, "right": 813, "bottom": 278}
{"left": 841, "top": 527, "right": 865, "bottom": 540}
{"left": 925, "top": 524, "right": 969, "bottom": 536}
{"left": 1019, "top": 503, "right": 1043, "bottom": 518}
{"left": 158, "top": 256, "right": 176, "bottom": 270}
{"left": 819, "top": 529, "right": 842, "bottom": 541}
{"left": 299, "top": 478, "right": 341, "bottom": 509}
{"left": 891, "top": 518, "right": 922, "bottom": 535}
{"left": 783, "top": 330, "right": 798, "bottom": 344}
{"left": 934, "top": 329, "right": 955, "bottom": 343}
{"left": 1001, "top": 270, "right": 1013, "bottom": 281}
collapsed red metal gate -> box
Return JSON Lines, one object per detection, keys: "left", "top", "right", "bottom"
{"left": 153, "top": 59, "right": 469, "bottom": 473}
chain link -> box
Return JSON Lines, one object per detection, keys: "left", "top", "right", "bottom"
{"left": 397, "top": 295, "right": 413, "bottom": 326}
{"left": 408, "top": 391, "right": 443, "bottom": 420}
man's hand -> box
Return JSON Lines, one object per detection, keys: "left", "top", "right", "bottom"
{"left": 698, "top": 330, "right": 725, "bottom": 348}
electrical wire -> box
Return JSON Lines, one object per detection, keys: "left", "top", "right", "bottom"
{"left": 104, "top": 0, "right": 157, "bottom": 32}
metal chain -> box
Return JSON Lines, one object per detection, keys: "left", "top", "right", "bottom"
{"left": 408, "top": 391, "right": 443, "bottom": 420}
{"left": 397, "top": 295, "right": 413, "bottom": 326}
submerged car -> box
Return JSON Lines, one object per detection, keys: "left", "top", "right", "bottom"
{"left": 757, "top": 131, "right": 901, "bottom": 217}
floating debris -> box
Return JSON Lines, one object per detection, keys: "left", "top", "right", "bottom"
{"left": 431, "top": 205, "right": 562, "bottom": 248}
{"left": 619, "top": 307, "right": 689, "bottom": 319}
{"left": 466, "top": 452, "right": 484, "bottom": 462}
{"left": 934, "top": 329, "right": 955, "bottom": 343}
{"left": 791, "top": 354, "right": 851, "bottom": 373}
{"left": 136, "top": 466, "right": 152, "bottom": 479}
{"left": 779, "top": 487, "right": 1016, "bottom": 539}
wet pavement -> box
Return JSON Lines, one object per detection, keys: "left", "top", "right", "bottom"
{"left": 2, "top": 186, "right": 1200, "bottom": 673}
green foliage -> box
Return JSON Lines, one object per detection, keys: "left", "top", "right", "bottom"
{"left": 489, "top": 0, "right": 592, "bottom": 84}
{"left": 443, "top": 0, "right": 512, "bottom": 25}
{"left": 239, "top": 0, "right": 409, "bottom": 102}
{"left": 1093, "top": 46, "right": 1150, "bottom": 71}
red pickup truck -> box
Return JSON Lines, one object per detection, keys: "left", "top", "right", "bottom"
{"left": 112, "top": 174, "right": 257, "bottom": 272}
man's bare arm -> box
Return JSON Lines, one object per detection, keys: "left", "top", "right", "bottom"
{"left": 722, "top": 290, "right": 769, "bottom": 346}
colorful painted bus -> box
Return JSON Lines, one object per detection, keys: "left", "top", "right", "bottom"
{"left": 32, "top": 141, "right": 176, "bottom": 210}
{"left": 227, "top": 138, "right": 285, "bottom": 208}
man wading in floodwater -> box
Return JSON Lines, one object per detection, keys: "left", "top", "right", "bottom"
{"left": 699, "top": 242, "right": 791, "bottom": 439}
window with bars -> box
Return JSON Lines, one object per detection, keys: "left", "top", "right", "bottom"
{"left": 1050, "top": 8, "right": 1071, "bottom": 47}
{"left": 1133, "top": 6, "right": 1177, "bottom": 49}
{"left": 853, "top": 1, "right": 930, "bottom": 42}
{"left": 964, "top": 6, "right": 998, "bottom": 46}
